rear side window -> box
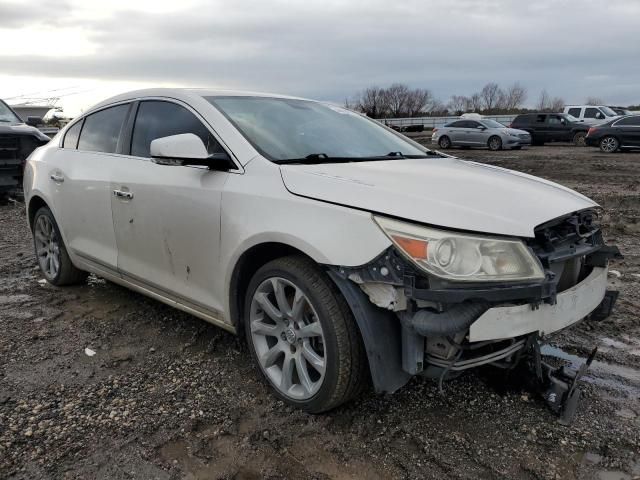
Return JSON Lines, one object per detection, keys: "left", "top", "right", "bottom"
{"left": 615, "top": 116, "right": 640, "bottom": 127}
{"left": 62, "top": 120, "right": 83, "bottom": 149}
{"left": 445, "top": 120, "right": 465, "bottom": 128}
{"left": 78, "top": 104, "right": 130, "bottom": 154}
{"left": 130, "top": 101, "right": 224, "bottom": 158}
{"left": 584, "top": 108, "right": 601, "bottom": 119}
{"left": 568, "top": 108, "right": 581, "bottom": 117}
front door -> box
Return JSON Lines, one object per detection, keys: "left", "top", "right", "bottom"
{"left": 110, "top": 100, "right": 233, "bottom": 318}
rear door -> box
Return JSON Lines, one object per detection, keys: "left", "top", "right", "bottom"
{"left": 445, "top": 120, "right": 465, "bottom": 144}
{"left": 110, "top": 99, "right": 234, "bottom": 318}
{"left": 614, "top": 116, "right": 640, "bottom": 146}
{"left": 533, "top": 114, "right": 548, "bottom": 141}
{"left": 45, "top": 103, "right": 131, "bottom": 272}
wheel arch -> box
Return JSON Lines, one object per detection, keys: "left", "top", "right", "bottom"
{"left": 27, "top": 194, "right": 49, "bottom": 230}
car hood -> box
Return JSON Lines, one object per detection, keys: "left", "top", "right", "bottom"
{"left": 280, "top": 156, "right": 597, "bottom": 238}
{"left": 0, "top": 123, "right": 50, "bottom": 141}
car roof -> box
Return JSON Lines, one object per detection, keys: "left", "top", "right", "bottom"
{"left": 86, "top": 87, "right": 313, "bottom": 115}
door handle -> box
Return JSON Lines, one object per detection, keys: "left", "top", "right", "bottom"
{"left": 113, "top": 189, "right": 134, "bottom": 200}
{"left": 50, "top": 173, "right": 64, "bottom": 183}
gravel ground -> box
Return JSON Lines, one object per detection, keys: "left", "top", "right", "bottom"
{"left": 1, "top": 144, "right": 639, "bottom": 479}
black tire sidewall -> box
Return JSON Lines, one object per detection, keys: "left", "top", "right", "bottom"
{"left": 573, "top": 132, "right": 586, "bottom": 146}
{"left": 438, "top": 136, "right": 450, "bottom": 149}
{"left": 243, "top": 260, "right": 344, "bottom": 412}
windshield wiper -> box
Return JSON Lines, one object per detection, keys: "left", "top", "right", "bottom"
{"left": 274, "top": 152, "right": 427, "bottom": 165}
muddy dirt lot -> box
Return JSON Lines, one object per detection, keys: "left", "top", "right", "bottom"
{"left": 1, "top": 144, "right": 639, "bottom": 480}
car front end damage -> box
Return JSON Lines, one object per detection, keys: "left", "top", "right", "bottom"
{"left": 0, "top": 125, "right": 50, "bottom": 199}
{"left": 330, "top": 209, "right": 621, "bottom": 423}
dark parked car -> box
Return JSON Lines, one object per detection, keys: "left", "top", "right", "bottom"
{"left": 0, "top": 99, "right": 50, "bottom": 200}
{"left": 585, "top": 115, "right": 640, "bottom": 153}
{"left": 510, "top": 113, "right": 589, "bottom": 146}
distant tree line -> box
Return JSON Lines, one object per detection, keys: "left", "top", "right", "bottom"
{"left": 346, "top": 83, "right": 638, "bottom": 119}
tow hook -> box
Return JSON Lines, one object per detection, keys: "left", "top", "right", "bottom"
{"left": 530, "top": 339, "right": 598, "bottom": 425}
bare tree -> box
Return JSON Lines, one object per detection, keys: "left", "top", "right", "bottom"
{"left": 469, "top": 93, "right": 482, "bottom": 112}
{"left": 537, "top": 90, "right": 564, "bottom": 112}
{"left": 448, "top": 95, "right": 470, "bottom": 115}
{"left": 355, "top": 86, "right": 387, "bottom": 118}
{"left": 585, "top": 96, "right": 604, "bottom": 105}
{"left": 480, "top": 82, "right": 503, "bottom": 113}
{"left": 385, "top": 83, "right": 411, "bottom": 117}
{"left": 503, "top": 83, "right": 527, "bottom": 111}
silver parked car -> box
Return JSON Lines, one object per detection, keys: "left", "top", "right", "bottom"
{"left": 432, "top": 118, "right": 531, "bottom": 151}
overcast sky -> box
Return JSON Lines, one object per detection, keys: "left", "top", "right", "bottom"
{"left": 1, "top": 0, "right": 639, "bottom": 116}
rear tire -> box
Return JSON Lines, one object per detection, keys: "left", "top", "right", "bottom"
{"left": 438, "top": 136, "right": 451, "bottom": 149}
{"left": 572, "top": 131, "right": 587, "bottom": 147}
{"left": 599, "top": 136, "right": 619, "bottom": 153}
{"left": 488, "top": 136, "right": 502, "bottom": 151}
{"left": 32, "top": 206, "right": 88, "bottom": 286}
{"left": 244, "top": 255, "right": 368, "bottom": 413}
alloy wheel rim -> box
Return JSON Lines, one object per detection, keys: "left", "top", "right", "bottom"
{"left": 490, "top": 138, "right": 500, "bottom": 150}
{"left": 440, "top": 138, "right": 450, "bottom": 148}
{"left": 250, "top": 277, "right": 326, "bottom": 400}
{"left": 601, "top": 137, "right": 617, "bottom": 152}
{"left": 34, "top": 215, "right": 60, "bottom": 279}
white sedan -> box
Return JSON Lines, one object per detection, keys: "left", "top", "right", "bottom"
{"left": 24, "top": 89, "right": 619, "bottom": 417}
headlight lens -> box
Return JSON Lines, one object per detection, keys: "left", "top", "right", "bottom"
{"left": 374, "top": 216, "right": 545, "bottom": 282}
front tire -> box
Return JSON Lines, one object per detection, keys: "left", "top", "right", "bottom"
{"left": 32, "top": 206, "right": 88, "bottom": 286}
{"left": 438, "top": 136, "right": 451, "bottom": 149}
{"left": 244, "top": 256, "right": 368, "bottom": 413}
{"left": 488, "top": 136, "right": 503, "bottom": 151}
{"left": 573, "top": 131, "right": 587, "bottom": 147}
{"left": 599, "top": 136, "right": 619, "bottom": 153}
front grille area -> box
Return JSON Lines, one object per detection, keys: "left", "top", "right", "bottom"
{"left": 0, "top": 135, "right": 20, "bottom": 161}
{"left": 528, "top": 210, "right": 602, "bottom": 292}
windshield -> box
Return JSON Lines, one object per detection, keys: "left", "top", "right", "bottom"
{"left": 0, "top": 100, "right": 21, "bottom": 123}
{"left": 206, "top": 96, "right": 427, "bottom": 162}
{"left": 562, "top": 113, "right": 580, "bottom": 122}
{"left": 480, "top": 119, "right": 505, "bottom": 129}
{"left": 600, "top": 106, "right": 618, "bottom": 117}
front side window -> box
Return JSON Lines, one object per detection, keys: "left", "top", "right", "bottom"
{"left": 567, "top": 108, "right": 581, "bottom": 118}
{"left": 207, "top": 96, "right": 426, "bottom": 161}
{"left": 548, "top": 115, "right": 564, "bottom": 125}
{"left": 130, "top": 101, "right": 224, "bottom": 158}
{"left": 584, "top": 107, "right": 602, "bottom": 119}
{"left": 78, "top": 104, "right": 130, "bottom": 154}
{"left": 615, "top": 116, "right": 640, "bottom": 127}
{"left": 62, "top": 120, "right": 83, "bottom": 149}
{"left": 0, "top": 100, "right": 21, "bottom": 123}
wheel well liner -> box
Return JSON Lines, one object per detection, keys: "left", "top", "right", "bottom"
{"left": 327, "top": 271, "right": 411, "bottom": 394}
{"left": 229, "top": 242, "right": 309, "bottom": 332}
{"left": 27, "top": 195, "right": 48, "bottom": 230}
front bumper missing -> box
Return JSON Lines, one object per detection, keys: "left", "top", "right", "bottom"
{"left": 468, "top": 266, "right": 608, "bottom": 342}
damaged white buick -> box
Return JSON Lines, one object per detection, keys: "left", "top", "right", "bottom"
{"left": 24, "top": 89, "right": 621, "bottom": 422}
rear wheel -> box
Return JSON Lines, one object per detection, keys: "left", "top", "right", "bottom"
{"left": 32, "top": 206, "right": 88, "bottom": 286}
{"left": 438, "top": 136, "right": 451, "bottom": 149}
{"left": 488, "top": 136, "right": 502, "bottom": 151}
{"left": 572, "top": 131, "right": 587, "bottom": 147}
{"left": 244, "top": 256, "right": 368, "bottom": 413}
{"left": 599, "top": 136, "right": 619, "bottom": 153}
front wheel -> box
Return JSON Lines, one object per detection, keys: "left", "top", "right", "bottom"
{"left": 438, "top": 136, "right": 451, "bottom": 149}
{"left": 32, "top": 206, "right": 88, "bottom": 286}
{"left": 488, "top": 136, "right": 503, "bottom": 151}
{"left": 599, "top": 136, "right": 619, "bottom": 153}
{"left": 244, "top": 256, "right": 368, "bottom": 413}
{"left": 572, "top": 132, "right": 587, "bottom": 147}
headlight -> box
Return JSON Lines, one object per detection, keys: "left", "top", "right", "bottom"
{"left": 374, "top": 216, "right": 545, "bottom": 282}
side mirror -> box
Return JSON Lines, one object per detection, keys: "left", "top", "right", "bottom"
{"left": 26, "top": 116, "right": 43, "bottom": 127}
{"left": 150, "top": 133, "right": 234, "bottom": 170}
{"left": 477, "top": 125, "right": 486, "bottom": 130}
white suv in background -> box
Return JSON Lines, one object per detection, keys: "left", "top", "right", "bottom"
{"left": 23, "top": 89, "right": 620, "bottom": 420}
{"left": 563, "top": 105, "right": 620, "bottom": 125}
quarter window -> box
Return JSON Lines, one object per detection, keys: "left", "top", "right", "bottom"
{"left": 567, "top": 108, "right": 581, "bottom": 118}
{"left": 77, "top": 104, "right": 130, "bottom": 154}
{"left": 62, "top": 120, "right": 83, "bottom": 149}
{"left": 615, "top": 116, "right": 640, "bottom": 127}
{"left": 130, "top": 101, "right": 224, "bottom": 158}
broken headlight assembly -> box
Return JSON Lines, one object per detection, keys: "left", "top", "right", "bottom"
{"left": 374, "top": 216, "right": 545, "bottom": 283}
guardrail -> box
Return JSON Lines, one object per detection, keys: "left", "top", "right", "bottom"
{"left": 378, "top": 115, "right": 518, "bottom": 129}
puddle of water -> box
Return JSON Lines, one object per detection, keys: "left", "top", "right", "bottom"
{"left": 541, "top": 345, "right": 640, "bottom": 395}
